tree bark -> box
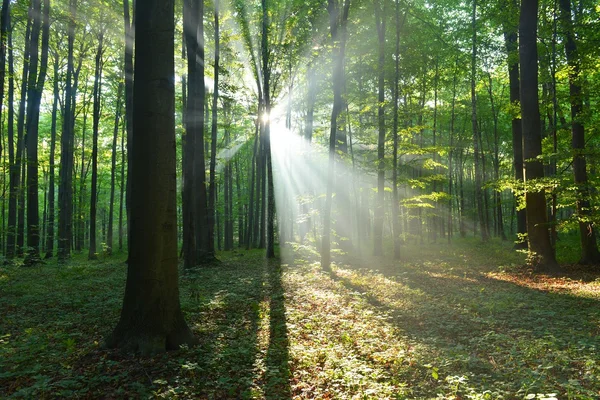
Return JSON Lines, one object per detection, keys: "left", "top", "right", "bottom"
{"left": 321, "top": 0, "right": 350, "bottom": 269}
{"left": 207, "top": 0, "right": 220, "bottom": 259}
{"left": 373, "top": 0, "right": 385, "bottom": 257}
{"left": 519, "top": 0, "right": 559, "bottom": 271}
{"left": 107, "top": 80, "right": 122, "bottom": 256}
{"left": 503, "top": 0, "right": 527, "bottom": 248}
{"left": 471, "top": 0, "right": 488, "bottom": 242}
{"left": 44, "top": 51, "right": 59, "bottom": 258}
{"left": 107, "top": 0, "right": 195, "bottom": 355}
{"left": 89, "top": 31, "right": 104, "bottom": 260}
{"left": 558, "top": 0, "right": 600, "bottom": 264}
{"left": 58, "top": 0, "right": 77, "bottom": 261}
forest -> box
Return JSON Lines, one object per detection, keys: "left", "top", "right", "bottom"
{"left": 1, "top": 0, "right": 600, "bottom": 398}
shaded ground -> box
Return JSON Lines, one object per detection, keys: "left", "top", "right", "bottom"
{"left": 1, "top": 240, "right": 599, "bottom": 399}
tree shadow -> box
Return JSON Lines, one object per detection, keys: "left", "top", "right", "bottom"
{"left": 0, "top": 253, "right": 292, "bottom": 398}
{"left": 264, "top": 259, "right": 292, "bottom": 399}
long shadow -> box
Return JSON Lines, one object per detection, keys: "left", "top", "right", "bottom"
{"left": 178, "top": 256, "right": 264, "bottom": 399}
{"left": 264, "top": 259, "right": 292, "bottom": 399}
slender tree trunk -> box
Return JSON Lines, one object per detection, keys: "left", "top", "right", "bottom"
{"left": 6, "top": 24, "right": 16, "bottom": 259}
{"left": 58, "top": 0, "right": 77, "bottom": 261}
{"left": 373, "top": 0, "right": 385, "bottom": 257}
{"left": 261, "top": 0, "right": 276, "bottom": 259}
{"left": 322, "top": 0, "right": 350, "bottom": 269}
{"left": 0, "top": 0, "right": 10, "bottom": 162}
{"left": 118, "top": 120, "right": 125, "bottom": 251}
{"left": 246, "top": 118, "right": 259, "bottom": 249}
{"left": 503, "top": 0, "right": 527, "bottom": 248}
{"left": 182, "top": 0, "right": 198, "bottom": 268}
{"left": 89, "top": 32, "right": 104, "bottom": 260}
{"left": 193, "top": 0, "right": 211, "bottom": 263}
{"left": 44, "top": 52, "right": 59, "bottom": 258}
{"left": 108, "top": 79, "right": 123, "bottom": 256}
{"left": 519, "top": 0, "right": 559, "bottom": 271}
{"left": 207, "top": 0, "right": 220, "bottom": 258}
{"left": 558, "top": 0, "right": 600, "bottom": 264}
{"left": 123, "top": 0, "right": 134, "bottom": 253}
{"left": 15, "top": 12, "right": 32, "bottom": 258}
{"left": 392, "top": 0, "right": 403, "bottom": 259}
{"left": 471, "top": 0, "right": 487, "bottom": 242}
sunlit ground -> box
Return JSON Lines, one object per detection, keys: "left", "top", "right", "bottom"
{"left": 2, "top": 242, "right": 600, "bottom": 398}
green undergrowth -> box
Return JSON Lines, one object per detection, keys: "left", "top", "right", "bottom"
{"left": 1, "top": 240, "right": 600, "bottom": 399}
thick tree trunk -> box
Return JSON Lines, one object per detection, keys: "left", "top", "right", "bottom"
{"left": 519, "top": 0, "right": 559, "bottom": 271}
{"left": 107, "top": 0, "right": 195, "bottom": 355}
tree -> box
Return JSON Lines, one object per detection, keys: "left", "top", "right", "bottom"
{"left": 373, "top": 0, "right": 385, "bottom": 257}
{"left": 107, "top": 0, "right": 195, "bottom": 354}
{"left": 58, "top": 0, "right": 77, "bottom": 261}
{"left": 321, "top": 0, "right": 350, "bottom": 269}
{"left": 471, "top": 0, "right": 488, "bottom": 242}
{"left": 88, "top": 29, "right": 105, "bottom": 260}
{"left": 519, "top": 0, "right": 558, "bottom": 271}
{"left": 24, "top": 0, "right": 50, "bottom": 264}
{"left": 501, "top": 0, "right": 527, "bottom": 249}
{"left": 558, "top": 0, "right": 600, "bottom": 265}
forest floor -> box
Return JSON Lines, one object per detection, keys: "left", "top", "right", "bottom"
{"left": 1, "top": 239, "right": 600, "bottom": 399}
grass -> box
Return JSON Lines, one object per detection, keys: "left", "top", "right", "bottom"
{"left": 1, "top": 239, "right": 600, "bottom": 399}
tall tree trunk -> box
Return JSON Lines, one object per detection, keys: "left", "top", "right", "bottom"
{"left": 6, "top": 24, "right": 17, "bottom": 259}
{"left": 89, "top": 32, "right": 104, "bottom": 260}
{"left": 487, "top": 74, "right": 506, "bottom": 240}
{"left": 321, "top": 0, "right": 350, "bottom": 269}
{"left": 15, "top": 11, "right": 32, "bottom": 258}
{"left": 392, "top": 0, "right": 403, "bottom": 259}
{"left": 503, "top": 0, "right": 527, "bottom": 248}
{"left": 58, "top": 0, "right": 77, "bottom": 261}
{"left": 44, "top": 52, "right": 59, "bottom": 258}
{"left": 207, "top": 0, "right": 219, "bottom": 258}
{"left": 373, "top": 0, "right": 385, "bottom": 257}
{"left": 123, "top": 0, "right": 134, "bottom": 253}
{"left": 108, "top": 80, "right": 123, "bottom": 256}
{"left": 193, "top": 0, "right": 211, "bottom": 263}
{"left": 107, "top": 0, "right": 195, "bottom": 355}
{"left": 0, "top": 0, "right": 10, "bottom": 162}
{"left": 76, "top": 89, "right": 89, "bottom": 252}
{"left": 471, "top": 0, "right": 488, "bottom": 242}
{"left": 558, "top": 0, "right": 600, "bottom": 264}
{"left": 519, "top": 0, "right": 559, "bottom": 271}
{"left": 261, "top": 0, "right": 276, "bottom": 259}
{"left": 118, "top": 119, "right": 125, "bottom": 251}
{"left": 24, "top": 0, "right": 50, "bottom": 264}
{"left": 182, "top": 0, "right": 198, "bottom": 268}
